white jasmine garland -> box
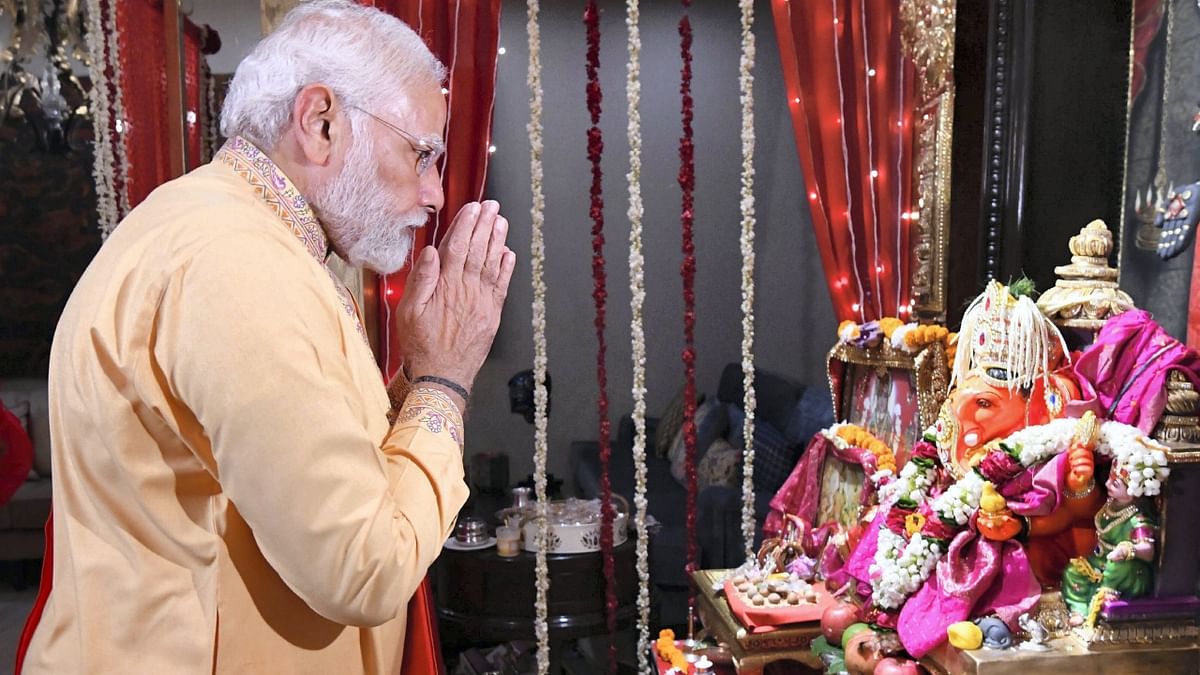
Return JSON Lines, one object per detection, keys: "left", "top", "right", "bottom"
{"left": 871, "top": 530, "right": 942, "bottom": 610}
{"left": 1001, "top": 417, "right": 1077, "bottom": 467}
{"left": 1096, "top": 421, "right": 1170, "bottom": 497}
{"left": 84, "top": 0, "right": 118, "bottom": 236}
{"left": 526, "top": 1, "right": 550, "bottom": 671}
{"left": 624, "top": 0, "right": 652, "bottom": 669}
{"left": 737, "top": 0, "right": 758, "bottom": 563}
{"left": 931, "top": 470, "right": 985, "bottom": 525}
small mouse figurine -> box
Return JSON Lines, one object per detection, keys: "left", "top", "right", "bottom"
{"left": 973, "top": 616, "right": 1012, "bottom": 649}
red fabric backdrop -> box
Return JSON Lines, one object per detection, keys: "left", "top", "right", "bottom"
{"left": 367, "top": 0, "right": 503, "bottom": 380}
{"left": 117, "top": 0, "right": 212, "bottom": 211}
{"left": 771, "top": 0, "right": 916, "bottom": 323}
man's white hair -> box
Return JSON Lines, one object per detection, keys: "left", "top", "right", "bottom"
{"left": 220, "top": 0, "right": 446, "bottom": 150}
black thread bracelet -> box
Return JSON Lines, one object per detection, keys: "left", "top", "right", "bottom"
{"left": 412, "top": 375, "right": 470, "bottom": 401}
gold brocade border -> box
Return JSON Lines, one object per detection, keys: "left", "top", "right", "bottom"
{"left": 397, "top": 387, "right": 464, "bottom": 447}
{"left": 901, "top": 0, "right": 956, "bottom": 322}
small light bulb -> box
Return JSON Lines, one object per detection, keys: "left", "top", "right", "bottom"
{"left": 441, "top": 87, "right": 450, "bottom": 95}
{"left": 851, "top": 302, "right": 861, "bottom": 312}
{"left": 833, "top": 18, "right": 839, "bottom": 24}
{"left": 488, "top": 145, "right": 497, "bottom": 154}
{"left": 868, "top": 68, "right": 876, "bottom": 77}
{"left": 808, "top": 192, "right": 817, "bottom": 200}
{"left": 498, "top": 46, "right": 507, "bottom": 55}
{"left": 870, "top": 170, "right": 879, "bottom": 178}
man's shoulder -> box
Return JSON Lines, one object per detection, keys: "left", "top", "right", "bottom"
{"left": 111, "top": 163, "right": 314, "bottom": 265}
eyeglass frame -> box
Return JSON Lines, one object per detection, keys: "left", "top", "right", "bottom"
{"left": 347, "top": 105, "right": 445, "bottom": 177}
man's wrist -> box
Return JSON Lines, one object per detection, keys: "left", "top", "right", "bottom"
{"left": 409, "top": 381, "right": 467, "bottom": 417}
{"left": 411, "top": 375, "right": 470, "bottom": 401}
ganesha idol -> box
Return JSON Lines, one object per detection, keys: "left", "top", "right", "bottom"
{"left": 835, "top": 280, "right": 1174, "bottom": 658}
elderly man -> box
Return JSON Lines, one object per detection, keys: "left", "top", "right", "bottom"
{"left": 18, "top": 1, "right": 511, "bottom": 672}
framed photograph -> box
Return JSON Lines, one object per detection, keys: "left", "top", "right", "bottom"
{"left": 827, "top": 339, "right": 950, "bottom": 466}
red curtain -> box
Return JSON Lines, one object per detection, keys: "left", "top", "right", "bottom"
{"left": 365, "top": 0, "right": 503, "bottom": 380}
{"left": 771, "top": 0, "right": 916, "bottom": 323}
{"left": 117, "top": 0, "right": 213, "bottom": 211}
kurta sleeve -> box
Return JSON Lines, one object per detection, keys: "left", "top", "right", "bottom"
{"left": 153, "top": 233, "right": 468, "bottom": 627}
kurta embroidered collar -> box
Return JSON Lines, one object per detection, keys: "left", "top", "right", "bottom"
{"left": 216, "top": 137, "right": 368, "bottom": 345}
{"left": 216, "top": 136, "right": 329, "bottom": 263}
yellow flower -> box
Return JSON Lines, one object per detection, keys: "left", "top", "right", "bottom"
{"left": 905, "top": 512, "right": 927, "bottom": 537}
{"left": 879, "top": 317, "right": 904, "bottom": 338}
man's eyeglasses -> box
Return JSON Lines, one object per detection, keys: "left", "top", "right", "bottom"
{"left": 350, "top": 107, "right": 445, "bottom": 177}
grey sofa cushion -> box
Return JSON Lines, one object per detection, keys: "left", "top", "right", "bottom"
{"left": 1, "top": 478, "right": 51, "bottom": 529}
{"left": 784, "top": 384, "right": 834, "bottom": 448}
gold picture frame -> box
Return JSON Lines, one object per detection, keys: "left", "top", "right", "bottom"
{"left": 827, "top": 339, "right": 950, "bottom": 466}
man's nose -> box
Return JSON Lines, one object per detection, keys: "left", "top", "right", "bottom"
{"left": 421, "top": 165, "right": 445, "bottom": 213}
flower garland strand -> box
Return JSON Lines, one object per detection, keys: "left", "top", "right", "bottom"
{"left": 624, "top": 0, "right": 652, "bottom": 668}
{"left": 582, "top": 4, "right": 618, "bottom": 673}
{"left": 737, "top": 0, "right": 758, "bottom": 561}
{"left": 678, "top": 0, "right": 700, "bottom": 597}
{"left": 83, "top": 0, "right": 118, "bottom": 236}
{"left": 526, "top": 0, "right": 551, "bottom": 671}
{"left": 104, "top": 0, "right": 130, "bottom": 218}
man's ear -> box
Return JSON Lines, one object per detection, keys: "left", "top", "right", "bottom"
{"left": 292, "top": 83, "right": 342, "bottom": 166}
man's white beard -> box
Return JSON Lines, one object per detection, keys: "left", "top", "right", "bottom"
{"left": 310, "top": 132, "right": 430, "bottom": 274}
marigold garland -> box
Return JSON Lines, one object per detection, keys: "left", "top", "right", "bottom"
{"left": 836, "top": 318, "right": 957, "bottom": 370}
{"left": 833, "top": 424, "right": 898, "bottom": 474}
{"left": 526, "top": 0, "right": 551, "bottom": 671}
{"left": 737, "top": 0, "right": 758, "bottom": 561}
{"left": 582, "top": 4, "right": 618, "bottom": 672}
{"left": 624, "top": 0, "right": 653, "bottom": 668}
{"left": 655, "top": 629, "right": 690, "bottom": 671}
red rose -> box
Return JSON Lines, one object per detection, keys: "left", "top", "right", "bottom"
{"left": 912, "top": 440, "right": 939, "bottom": 461}
{"left": 885, "top": 507, "right": 913, "bottom": 535}
{"left": 979, "top": 450, "right": 1023, "bottom": 485}
{"left": 920, "top": 512, "right": 959, "bottom": 542}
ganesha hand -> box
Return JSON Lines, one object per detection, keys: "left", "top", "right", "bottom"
{"left": 1107, "top": 541, "right": 1134, "bottom": 562}
{"left": 978, "top": 511, "right": 1022, "bottom": 541}
{"left": 1065, "top": 445, "right": 1095, "bottom": 493}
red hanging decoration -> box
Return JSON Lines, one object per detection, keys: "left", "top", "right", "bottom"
{"left": 584, "top": 3, "right": 617, "bottom": 673}
{"left": 678, "top": 0, "right": 699, "bottom": 595}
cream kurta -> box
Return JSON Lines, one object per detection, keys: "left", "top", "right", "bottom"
{"left": 23, "top": 138, "right": 468, "bottom": 674}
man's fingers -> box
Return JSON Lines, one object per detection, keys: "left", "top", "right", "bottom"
{"left": 494, "top": 248, "right": 516, "bottom": 300}
{"left": 439, "top": 202, "right": 480, "bottom": 278}
{"left": 463, "top": 200, "right": 500, "bottom": 276}
{"left": 405, "top": 245, "right": 440, "bottom": 308}
{"left": 482, "top": 216, "right": 509, "bottom": 283}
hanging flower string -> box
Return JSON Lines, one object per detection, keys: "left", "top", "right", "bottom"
{"left": 624, "top": 0, "right": 652, "bottom": 668}
{"left": 106, "top": 0, "right": 130, "bottom": 218}
{"left": 737, "top": 0, "right": 758, "bottom": 561}
{"left": 582, "top": 3, "right": 618, "bottom": 673}
{"left": 84, "top": 0, "right": 118, "bottom": 236}
{"left": 678, "top": 0, "right": 700, "bottom": 595}
{"left": 526, "top": 0, "right": 551, "bottom": 671}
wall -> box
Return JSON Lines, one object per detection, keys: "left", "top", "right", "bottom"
{"left": 471, "top": 0, "right": 834, "bottom": 489}
{"left": 185, "top": 0, "right": 837, "bottom": 490}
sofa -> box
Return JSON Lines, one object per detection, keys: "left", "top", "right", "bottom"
{"left": 571, "top": 363, "right": 832, "bottom": 626}
{"left": 1, "top": 379, "right": 52, "bottom": 585}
